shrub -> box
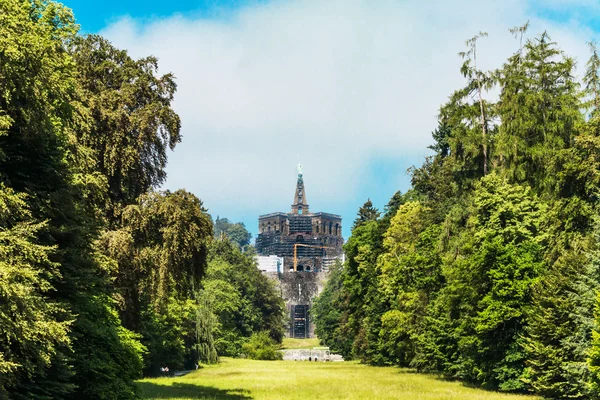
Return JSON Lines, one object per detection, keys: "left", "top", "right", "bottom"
{"left": 241, "top": 332, "right": 283, "bottom": 360}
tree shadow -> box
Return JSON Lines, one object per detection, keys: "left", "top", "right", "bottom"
{"left": 430, "top": 374, "right": 514, "bottom": 394}
{"left": 393, "top": 369, "right": 505, "bottom": 393}
{"left": 138, "top": 381, "right": 253, "bottom": 399}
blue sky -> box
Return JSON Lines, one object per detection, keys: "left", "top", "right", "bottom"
{"left": 61, "top": 0, "right": 600, "bottom": 240}
{"left": 66, "top": 0, "right": 259, "bottom": 33}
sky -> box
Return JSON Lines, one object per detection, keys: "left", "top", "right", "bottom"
{"left": 63, "top": 0, "right": 600, "bottom": 240}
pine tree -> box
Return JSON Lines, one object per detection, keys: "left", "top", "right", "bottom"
{"left": 353, "top": 199, "right": 381, "bottom": 229}
{"left": 459, "top": 32, "right": 492, "bottom": 175}
{"left": 585, "top": 41, "right": 600, "bottom": 118}
{"left": 495, "top": 32, "right": 580, "bottom": 193}
{"left": 522, "top": 238, "right": 596, "bottom": 399}
{"left": 0, "top": 185, "right": 71, "bottom": 398}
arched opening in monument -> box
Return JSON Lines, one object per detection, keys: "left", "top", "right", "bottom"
{"left": 305, "top": 266, "right": 311, "bottom": 272}
{"left": 329, "top": 221, "right": 333, "bottom": 234}
{"left": 296, "top": 235, "right": 304, "bottom": 242}
{"left": 297, "top": 264, "right": 304, "bottom": 272}
{"left": 335, "top": 223, "right": 339, "bottom": 236}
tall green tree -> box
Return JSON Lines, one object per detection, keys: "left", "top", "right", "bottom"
{"left": 71, "top": 34, "right": 181, "bottom": 219}
{"left": 213, "top": 217, "right": 252, "bottom": 249}
{"left": 459, "top": 32, "right": 492, "bottom": 175}
{"left": 585, "top": 41, "right": 600, "bottom": 117}
{"left": 377, "top": 201, "right": 443, "bottom": 367}
{"left": 523, "top": 234, "right": 597, "bottom": 399}
{"left": 99, "top": 189, "right": 213, "bottom": 373}
{"left": 352, "top": 199, "right": 381, "bottom": 229}
{"left": 495, "top": 32, "right": 580, "bottom": 193}
{"left": 0, "top": 1, "right": 145, "bottom": 398}
{"left": 313, "top": 260, "right": 353, "bottom": 355}
{"left": 0, "top": 186, "right": 72, "bottom": 399}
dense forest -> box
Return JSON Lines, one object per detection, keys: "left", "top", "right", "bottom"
{"left": 0, "top": 1, "right": 284, "bottom": 398}
{"left": 314, "top": 25, "right": 600, "bottom": 399}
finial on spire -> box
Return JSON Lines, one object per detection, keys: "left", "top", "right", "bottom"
{"left": 292, "top": 163, "right": 308, "bottom": 214}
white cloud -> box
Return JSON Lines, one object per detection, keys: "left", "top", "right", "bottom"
{"left": 100, "top": 0, "right": 596, "bottom": 222}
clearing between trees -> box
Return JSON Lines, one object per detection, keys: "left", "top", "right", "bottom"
{"left": 137, "top": 358, "right": 541, "bottom": 400}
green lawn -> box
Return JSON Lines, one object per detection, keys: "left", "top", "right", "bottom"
{"left": 137, "top": 358, "right": 541, "bottom": 400}
{"left": 281, "top": 337, "right": 321, "bottom": 349}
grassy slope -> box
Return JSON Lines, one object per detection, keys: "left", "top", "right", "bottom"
{"left": 281, "top": 337, "right": 321, "bottom": 349}
{"left": 138, "top": 358, "right": 541, "bottom": 400}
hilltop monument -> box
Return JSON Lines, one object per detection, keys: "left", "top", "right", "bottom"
{"left": 255, "top": 165, "right": 344, "bottom": 338}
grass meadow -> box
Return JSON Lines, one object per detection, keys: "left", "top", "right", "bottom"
{"left": 137, "top": 358, "right": 541, "bottom": 400}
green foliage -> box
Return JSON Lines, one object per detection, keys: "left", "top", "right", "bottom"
{"left": 343, "top": 219, "right": 386, "bottom": 362}
{"left": 241, "top": 332, "right": 283, "bottom": 361}
{"left": 214, "top": 217, "right": 252, "bottom": 249}
{"left": 203, "top": 239, "right": 286, "bottom": 356}
{"left": 444, "top": 176, "right": 546, "bottom": 390}
{"left": 523, "top": 236, "right": 596, "bottom": 399}
{"left": 0, "top": 185, "right": 71, "bottom": 398}
{"left": 584, "top": 41, "right": 600, "bottom": 116}
{"left": 139, "top": 297, "right": 200, "bottom": 374}
{"left": 313, "top": 261, "right": 353, "bottom": 356}
{"left": 315, "top": 28, "right": 600, "bottom": 399}
{"left": 353, "top": 199, "right": 381, "bottom": 229}
{"left": 429, "top": 122, "right": 452, "bottom": 158}
{"left": 68, "top": 295, "right": 144, "bottom": 400}
{"left": 378, "top": 201, "right": 443, "bottom": 367}
{"left": 104, "top": 190, "right": 212, "bottom": 322}
{"left": 0, "top": 1, "right": 218, "bottom": 398}
{"left": 590, "top": 292, "right": 600, "bottom": 398}
{"left": 71, "top": 34, "right": 181, "bottom": 216}
{"left": 99, "top": 190, "right": 213, "bottom": 374}
{"left": 0, "top": 1, "right": 148, "bottom": 398}
{"left": 195, "top": 295, "right": 219, "bottom": 365}
{"left": 496, "top": 32, "right": 580, "bottom": 193}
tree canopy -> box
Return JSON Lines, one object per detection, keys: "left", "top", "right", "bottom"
{"left": 315, "top": 27, "right": 600, "bottom": 399}
{"left": 0, "top": 1, "right": 284, "bottom": 398}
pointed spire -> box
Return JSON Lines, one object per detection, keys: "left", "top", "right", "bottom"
{"left": 291, "top": 163, "right": 309, "bottom": 215}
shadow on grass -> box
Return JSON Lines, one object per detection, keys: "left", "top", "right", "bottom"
{"left": 138, "top": 381, "right": 253, "bottom": 399}
{"left": 429, "top": 373, "right": 524, "bottom": 395}
{"left": 392, "top": 369, "right": 498, "bottom": 391}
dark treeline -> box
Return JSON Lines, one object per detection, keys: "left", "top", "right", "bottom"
{"left": 314, "top": 25, "right": 600, "bottom": 398}
{"left": 0, "top": 1, "right": 284, "bottom": 399}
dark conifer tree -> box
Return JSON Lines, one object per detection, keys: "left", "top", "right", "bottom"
{"left": 353, "top": 199, "right": 381, "bottom": 229}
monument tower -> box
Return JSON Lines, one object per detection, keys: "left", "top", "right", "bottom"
{"left": 291, "top": 164, "right": 308, "bottom": 215}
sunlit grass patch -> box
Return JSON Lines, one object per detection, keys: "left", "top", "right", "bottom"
{"left": 138, "top": 357, "right": 541, "bottom": 400}
{"left": 281, "top": 337, "right": 321, "bottom": 349}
